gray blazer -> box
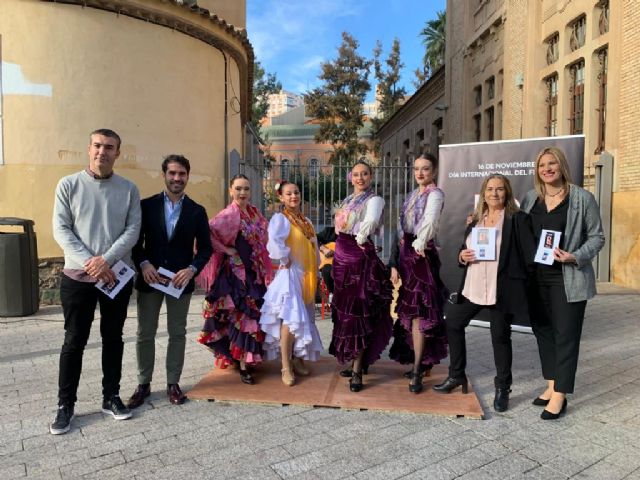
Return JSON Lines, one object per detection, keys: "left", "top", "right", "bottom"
{"left": 521, "top": 185, "right": 605, "bottom": 302}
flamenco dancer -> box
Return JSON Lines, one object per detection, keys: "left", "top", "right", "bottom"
{"left": 197, "top": 174, "right": 272, "bottom": 384}
{"left": 260, "top": 181, "right": 323, "bottom": 386}
{"left": 329, "top": 161, "right": 393, "bottom": 392}
{"left": 389, "top": 153, "right": 448, "bottom": 393}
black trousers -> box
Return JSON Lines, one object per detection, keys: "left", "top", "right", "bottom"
{"left": 321, "top": 264, "right": 334, "bottom": 293}
{"left": 528, "top": 281, "right": 586, "bottom": 394}
{"left": 58, "top": 275, "right": 133, "bottom": 406}
{"left": 444, "top": 296, "right": 513, "bottom": 389}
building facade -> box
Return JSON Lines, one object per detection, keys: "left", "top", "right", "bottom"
{"left": 377, "top": 67, "right": 446, "bottom": 164}
{"left": 443, "top": 0, "right": 638, "bottom": 289}
{"left": 0, "top": 0, "right": 254, "bottom": 258}
{"left": 266, "top": 90, "right": 304, "bottom": 119}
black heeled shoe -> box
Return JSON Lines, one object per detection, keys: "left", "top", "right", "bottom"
{"left": 403, "top": 364, "right": 432, "bottom": 379}
{"left": 409, "top": 371, "right": 423, "bottom": 394}
{"left": 340, "top": 365, "right": 369, "bottom": 378}
{"left": 493, "top": 388, "right": 511, "bottom": 412}
{"left": 541, "top": 398, "right": 567, "bottom": 420}
{"left": 239, "top": 369, "right": 254, "bottom": 385}
{"left": 532, "top": 397, "right": 550, "bottom": 406}
{"left": 349, "top": 371, "right": 363, "bottom": 392}
{"left": 432, "top": 376, "right": 468, "bottom": 394}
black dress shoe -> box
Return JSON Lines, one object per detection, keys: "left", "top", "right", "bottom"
{"left": 432, "top": 376, "right": 468, "bottom": 394}
{"left": 532, "top": 397, "right": 550, "bottom": 406}
{"left": 541, "top": 398, "right": 567, "bottom": 420}
{"left": 167, "top": 384, "right": 187, "bottom": 405}
{"left": 493, "top": 388, "right": 511, "bottom": 412}
{"left": 349, "top": 371, "right": 363, "bottom": 392}
{"left": 127, "top": 384, "right": 151, "bottom": 409}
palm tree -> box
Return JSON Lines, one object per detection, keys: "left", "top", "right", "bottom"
{"left": 415, "top": 10, "right": 446, "bottom": 86}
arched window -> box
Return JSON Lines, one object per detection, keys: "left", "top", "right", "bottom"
{"left": 308, "top": 158, "right": 319, "bottom": 177}
{"left": 280, "top": 159, "right": 290, "bottom": 179}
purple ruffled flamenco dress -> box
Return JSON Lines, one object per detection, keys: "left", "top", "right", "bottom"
{"left": 389, "top": 189, "right": 448, "bottom": 367}
{"left": 328, "top": 192, "right": 393, "bottom": 367}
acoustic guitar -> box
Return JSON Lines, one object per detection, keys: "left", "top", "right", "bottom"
{"left": 318, "top": 242, "right": 335, "bottom": 270}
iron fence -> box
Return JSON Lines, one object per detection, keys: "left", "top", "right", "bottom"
{"left": 233, "top": 155, "right": 417, "bottom": 263}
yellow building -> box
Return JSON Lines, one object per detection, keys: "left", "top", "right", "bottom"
{"left": 445, "top": 0, "right": 639, "bottom": 289}
{"left": 0, "top": 0, "right": 254, "bottom": 258}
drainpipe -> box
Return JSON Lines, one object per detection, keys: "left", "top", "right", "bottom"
{"left": 222, "top": 50, "right": 229, "bottom": 204}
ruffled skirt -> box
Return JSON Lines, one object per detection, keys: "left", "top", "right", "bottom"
{"left": 389, "top": 234, "right": 448, "bottom": 366}
{"left": 329, "top": 233, "right": 393, "bottom": 366}
{"left": 260, "top": 263, "right": 323, "bottom": 361}
{"left": 198, "top": 236, "right": 266, "bottom": 365}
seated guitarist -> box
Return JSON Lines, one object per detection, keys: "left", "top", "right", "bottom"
{"left": 316, "top": 226, "right": 337, "bottom": 294}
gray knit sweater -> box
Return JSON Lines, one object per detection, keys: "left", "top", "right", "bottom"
{"left": 53, "top": 170, "right": 141, "bottom": 269}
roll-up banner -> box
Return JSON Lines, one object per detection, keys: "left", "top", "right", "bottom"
{"left": 437, "top": 135, "right": 585, "bottom": 330}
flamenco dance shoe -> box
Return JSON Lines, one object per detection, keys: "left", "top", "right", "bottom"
{"left": 340, "top": 364, "right": 369, "bottom": 378}
{"left": 291, "top": 357, "right": 310, "bottom": 376}
{"left": 239, "top": 369, "right": 255, "bottom": 385}
{"left": 403, "top": 364, "right": 432, "bottom": 379}
{"left": 349, "top": 371, "right": 363, "bottom": 392}
{"left": 532, "top": 397, "right": 551, "bottom": 406}
{"left": 541, "top": 398, "right": 567, "bottom": 420}
{"left": 493, "top": 388, "right": 511, "bottom": 412}
{"left": 432, "top": 376, "right": 468, "bottom": 394}
{"left": 281, "top": 368, "right": 295, "bottom": 387}
{"left": 408, "top": 371, "right": 424, "bottom": 394}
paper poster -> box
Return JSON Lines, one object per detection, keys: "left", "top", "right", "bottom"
{"left": 95, "top": 260, "right": 135, "bottom": 299}
{"left": 470, "top": 227, "right": 497, "bottom": 261}
{"left": 534, "top": 229, "right": 562, "bottom": 265}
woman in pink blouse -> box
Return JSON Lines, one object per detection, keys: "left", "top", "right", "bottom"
{"left": 433, "top": 174, "right": 531, "bottom": 412}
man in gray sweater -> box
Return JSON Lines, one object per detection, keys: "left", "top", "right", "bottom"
{"left": 50, "top": 128, "right": 141, "bottom": 435}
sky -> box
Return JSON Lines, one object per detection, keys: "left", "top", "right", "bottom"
{"left": 247, "top": 0, "right": 446, "bottom": 102}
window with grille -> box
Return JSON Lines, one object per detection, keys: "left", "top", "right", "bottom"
{"left": 474, "top": 85, "right": 482, "bottom": 107}
{"left": 545, "top": 74, "right": 558, "bottom": 137}
{"left": 486, "top": 77, "right": 495, "bottom": 100}
{"left": 545, "top": 33, "right": 559, "bottom": 65}
{"left": 569, "top": 60, "right": 585, "bottom": 134}
{"left": 598, "top": 1, "right": 609, "bottom": 35}
{"left": 486, "top": 107, "right": 495, "bottom": 141}
{"left": 280, "top": 159, "right": 290, "bottom": 179}
{"left": 473, "top": 114, "right": 481, "bottom": 142}
{"left": 569, "top": 15, "right": 586, "bottom": 52}
{"left": 308, "top": 158, "right": 319, "bottom": 177}
{"left": 596, "top": 48, "right": 608, "bottom": 153}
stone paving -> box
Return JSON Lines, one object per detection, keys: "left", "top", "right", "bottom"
{"left": 1, "top": 283, "right": 639, "bottom": 479}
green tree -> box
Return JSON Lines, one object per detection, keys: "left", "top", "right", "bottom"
{"left": 414, "top": 10, "right": 446, "bottom": 88}
{"left": 305, "top": 32, "right": 372, "bottom": 164}
{"left": 372, "top": 38, "right": 406, "bottom": 121}
{"left": 251, "top": 60, "right": 282, "bottom": 138}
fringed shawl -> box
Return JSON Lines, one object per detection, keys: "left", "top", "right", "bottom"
{"left": 196, "top": 202, "right": 272, "bottom": 291}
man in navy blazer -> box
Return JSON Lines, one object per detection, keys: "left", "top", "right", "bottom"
{"left": 128, "top": 154, "right": 212, "bottom": 407}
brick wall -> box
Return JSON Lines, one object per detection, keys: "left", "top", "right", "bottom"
{"left": 618, "top": 1, "right": 640, "bottom": 192}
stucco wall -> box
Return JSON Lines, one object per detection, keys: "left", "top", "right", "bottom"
{"left": 0, "top": 1, "right": 248, "bottom": 257}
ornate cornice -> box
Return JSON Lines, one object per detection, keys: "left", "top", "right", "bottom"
{"left": 43, "top": 0, "right": 254, "bottom": 123}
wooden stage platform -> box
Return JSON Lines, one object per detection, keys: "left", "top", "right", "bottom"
{"left": 188, "top": 357, "right": 484, "bottom": 419}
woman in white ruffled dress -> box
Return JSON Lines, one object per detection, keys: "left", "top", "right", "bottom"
{"left": 260, "top": 181, "right": 324, "bottom": 386}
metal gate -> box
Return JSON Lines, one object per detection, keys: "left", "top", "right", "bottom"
{"left": 233, "top": 153, "right": 416, "bottom": 263}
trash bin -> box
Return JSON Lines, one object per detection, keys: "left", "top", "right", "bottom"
{"left": 0, "top": 218, "right": 39, "bottom": 316}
